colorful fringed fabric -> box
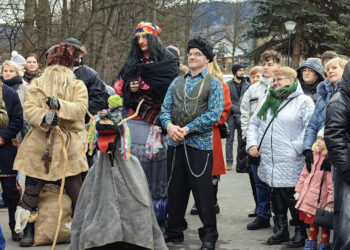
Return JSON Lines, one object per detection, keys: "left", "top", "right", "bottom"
{"left": 83, "top": 116, "right": 100, "bottom": 155}
{"left": 121, "top": 123, "right": 131, "bottom": 160}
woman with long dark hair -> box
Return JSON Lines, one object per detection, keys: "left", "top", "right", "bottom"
{"left": 114, "top": 21, "right": 178, "bottom": 229}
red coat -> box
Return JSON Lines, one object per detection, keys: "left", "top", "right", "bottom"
{"left": 212, "top": 81, "right": 231, "bottom": 176}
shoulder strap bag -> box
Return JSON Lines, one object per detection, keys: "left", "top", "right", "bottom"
{"left": 248, "top": 96, "right": 296, "bottom": 166}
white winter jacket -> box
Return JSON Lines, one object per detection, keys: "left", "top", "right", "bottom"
{"left": 240, "top": 76, "right": 273, "bottom": 139}
{"left": 246, "top": 83, "right": 315, "bottom": 187}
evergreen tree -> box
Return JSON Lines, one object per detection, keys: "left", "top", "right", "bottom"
{"left": 309, "top": 0, "right": 350, "bottom": 56}
{"left": 247, "top": 0, "right": 343, "bottom": 67}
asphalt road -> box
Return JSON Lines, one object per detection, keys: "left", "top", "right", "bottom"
{"left": 0, "top": 139, "right": 305, "bottom": 250}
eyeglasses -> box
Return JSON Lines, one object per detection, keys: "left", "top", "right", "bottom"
{"left": 273, "top": 77, "right": 291, "bottom": 83}
{"left": 187, "top": 52, "right": 204, "bottom": 57}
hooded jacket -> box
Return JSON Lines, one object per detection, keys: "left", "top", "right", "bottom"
{"left": 297, "top": 58, "right": 325, "bottom": 104}
{"left": 325, "top": 61, "right": 350, "bottom": 174}
{"left": 240, "top": 75, "right": 273, "bottom": 139}
{"left": 246, "top": 83, "right": 314, "bottom": 187}
{"left": 302, "top": 78, "right": 342, "bottom": 152}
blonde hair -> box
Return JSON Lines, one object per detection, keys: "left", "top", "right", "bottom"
{"left": 312, "top": 138, "right": 328, "bottom": 156}
{"left": 273, "top": 67, "right": 297, "bottom": 81}
{"left": 33, "top": 65, "right": 76, "bottom": 100}
{"left": 179, "top": 64, "right": 189, "bottom": 75}
{"left": 325, "top": 57, "right": 347, "bottom": 72}
{"left": 208, "top": 57, "right": 223, "bottom": 81}
{"left": 1, "top": 60, "right": 24, "bottom": 77}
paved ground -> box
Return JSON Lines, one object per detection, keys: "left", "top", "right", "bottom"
{"left": 0, "top": 139, "right": 306, "bottom": 250}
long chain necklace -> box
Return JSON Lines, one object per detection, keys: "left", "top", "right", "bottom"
{"left": 183, "top": 75, "right": 207, "bottom": 116}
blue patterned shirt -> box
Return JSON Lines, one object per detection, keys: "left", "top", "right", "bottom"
{"left": 160, "top": 68, "right": 224, "bottom": 150}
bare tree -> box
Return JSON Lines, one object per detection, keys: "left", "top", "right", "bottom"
{"left": 0, "top": 0, "right": 215, "bottom": 83}
{"left": 22, "top": 0, "right": 36, "bottom": 54}
{"left": 217, "top": 1, "right": 251, "bottom": 62}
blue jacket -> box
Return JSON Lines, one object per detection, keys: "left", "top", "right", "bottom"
{"left": 303, "top": 78, "right": 341, "bottom": 151}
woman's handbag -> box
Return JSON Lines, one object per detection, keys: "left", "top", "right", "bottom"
{"left": 313, "top": 201, "right": 334, "bottom": 230}
{"left": 247, "top": 97, "right": 295, "bottom": 167}
{"left": 218, "top": 122, "right": 229, "bottom": 138}
{"left": 313, "top": 171, "right": 334, "bottom": 229}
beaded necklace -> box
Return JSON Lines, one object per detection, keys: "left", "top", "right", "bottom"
{"left": 183, "top": 75, "right": 207, "bottom": 116}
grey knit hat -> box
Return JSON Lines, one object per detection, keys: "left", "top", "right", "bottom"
{"left": 297, "top": 58, "right": 325, "bottom": 81}
{"left": 249, "top": 66, "right": 262, "bottom": 76}
{"left": 11, "top": 51, "right": 26, "bottom": 65}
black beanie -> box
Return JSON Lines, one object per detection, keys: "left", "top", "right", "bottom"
{"left": 187, "top": 37, "right": 214, "bottom": 62}
{"left": 231, "top": 64, "right": 247, "bottom": 75}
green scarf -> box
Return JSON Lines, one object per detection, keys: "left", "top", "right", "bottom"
{"left": 257, "top": 80, "right": 298, "bottom": 121}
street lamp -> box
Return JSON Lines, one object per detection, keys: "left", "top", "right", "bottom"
{"left": 284, "top": 21, "right": 296, "bottom": 66}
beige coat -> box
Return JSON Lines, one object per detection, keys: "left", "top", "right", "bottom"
{"left": 14, "top": 78, "right": 89, "bottom": 181}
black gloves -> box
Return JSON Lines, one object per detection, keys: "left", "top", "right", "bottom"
{"left": 46, "top": 96, "right": 60, "bottom": 110}
{"left": 303, "top": 149, "right": 314, "bottom": 173}
{"left": 43, "top": 111, "right": 58, "bottom": 126}
{"left": 320, "top": 157, "right": 332, "bottom": 172}
{"left": 343, "top": 171, "right": 350, "bottom": 186}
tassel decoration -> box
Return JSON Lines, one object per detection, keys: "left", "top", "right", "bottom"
{"left": 121, "top": 123, "right": 131, "bottom": 160}
{"left": 83, "top": 115, "right": 100, "bottom": 155}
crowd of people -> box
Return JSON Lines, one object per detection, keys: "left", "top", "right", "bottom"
{"left": 0, "top": 20, "right": 349, "bottom": 250}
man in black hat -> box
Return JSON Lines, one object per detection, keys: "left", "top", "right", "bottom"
{"left": 225, "top": 64, "right": 249, "bottom": 171}
{"left": 160, "top": 37, "right": 224, "bottom": 250}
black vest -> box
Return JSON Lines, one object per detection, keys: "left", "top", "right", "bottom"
{"left": 171, "top": 74, "right": 213, "bottom": 127}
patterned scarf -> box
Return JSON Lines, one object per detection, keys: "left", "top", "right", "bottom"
{"left": 257, "top": 80, "right": 298, "bottom": 121}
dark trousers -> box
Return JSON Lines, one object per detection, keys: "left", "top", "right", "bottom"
{"left": 225, "top": 115, "right": 244, "bottom": 165}
{"left": 251, "top": 164, "right": 271, "bottom": 219}
{"left": 248, "top": 168, "right": 257, "bottom": 208}
{"left": 0, "top": 177, "right": 20, "bottom": 231}
{"left": 269, "top": 187, "right": 304, "bottom": 227}
{"left": 19, "top": 174, "right": 82, "bottom": 212}
{"left": 333, "top": 169, "right": 350, "bottom": 250}
{"left": 166, "top": 145, "right": 218, "bottom": 243}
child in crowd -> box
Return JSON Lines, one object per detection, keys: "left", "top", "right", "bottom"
{"left": 295, "top": 128, "right": 333, "bottom": 250}
{"left": 98, "top": 94, "right": 123, "bottom": 119}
